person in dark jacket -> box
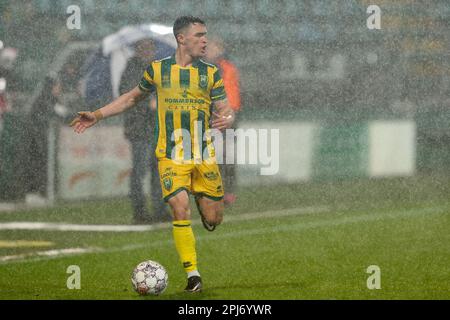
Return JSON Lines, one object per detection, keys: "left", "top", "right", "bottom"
{"left": 119, "top": 39, "right": 170, "bottom": 224}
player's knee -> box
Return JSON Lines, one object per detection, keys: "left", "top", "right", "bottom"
{"left": 168, "top": 194, "right": 191, "bottom": 220}
{"left": 172, "top": 207, "right": 190, "bottom": 220}
{"left": 170, "top": 201, "right": 190, "bottom": 218}
{"left": 203, "top": 204, "right": 223, "bottom": 226}
{"left": 210, "top": 201, "right": 224, "bottom": 225}
{"left": 215, "top": 211, "right": 223, "bottom": 225}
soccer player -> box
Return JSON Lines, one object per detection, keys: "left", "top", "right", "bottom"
{"left": 70, "top": 16, "right": 235, "bottom": 293}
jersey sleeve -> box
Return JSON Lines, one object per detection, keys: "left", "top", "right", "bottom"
{"left": 138, "top": 63, "right": 156, "bottom": 93}
{"left": 210, "top": 67, "right": 227, "bottom": 101}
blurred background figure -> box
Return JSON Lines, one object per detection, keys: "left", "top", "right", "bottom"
{"left": 119, "top": 39, "right": 171, "bottom": 224}
{"left": 0, "top": 41, "right": 8, "bottom": 123}
{"left": 0, "top": 41, "right": 18, "bottom": 121}
{"left": 0, "top": 40, "right": 19, "bottom": 195}
{"left": 205, "top": 36, "right": 241, "bottom": 207}
{"left": 24, "top": 75, "right": 62, "bottom": 205}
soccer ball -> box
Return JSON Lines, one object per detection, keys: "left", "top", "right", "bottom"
{"left": 131, "top": 260, "right": 168, "bottom": 295}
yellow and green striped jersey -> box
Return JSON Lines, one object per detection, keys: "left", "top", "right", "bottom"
{"left": 138, "top": 55, "right": 226, "bottom": 161}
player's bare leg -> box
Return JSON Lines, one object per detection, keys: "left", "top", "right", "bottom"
{"left": 195, "top": 196, "right": 224, "bottom": 231}
{"left": 167, "top": 190, "right": 202, "bottom": 292}
{"left": 168, "top": 190, "right": 191, "bottom": 220}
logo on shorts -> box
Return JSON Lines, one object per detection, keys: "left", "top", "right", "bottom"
{"left": 163, "top": 177, "right": 173, "bottom": 191}
{"left": 204, "top": 171, "right": 218, "bottom": 181}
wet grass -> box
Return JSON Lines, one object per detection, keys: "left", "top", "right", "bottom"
{"left": 0, "top": 176, "right": 450, "bottom": 299}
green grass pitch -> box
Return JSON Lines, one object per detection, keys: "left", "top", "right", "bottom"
{"left": 0, "top": 176, "right": 449, "bottom": 299}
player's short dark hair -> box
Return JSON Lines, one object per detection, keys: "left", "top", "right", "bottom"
{"left": 173, "top": 16, "right": 206, "bottom": 39}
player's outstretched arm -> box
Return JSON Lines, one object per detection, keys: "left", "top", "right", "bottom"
{"left": 70, "top": 86, "right": 148, "bottom": 133}
{"left": 211, "top": 98, "right": 235, "bottom": 131}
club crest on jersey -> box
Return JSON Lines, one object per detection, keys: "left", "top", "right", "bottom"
{"left": 199, "top": 75, "right": 208, "bottom": 89}
{"left": 181, "top": 89, "right": 188, "bottom": 98}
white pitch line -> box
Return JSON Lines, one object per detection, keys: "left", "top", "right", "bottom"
{"left": 0, "top": 206, "right": 329, "bottom": 232}
{"left": 0, "top": 247, "right": 100, "bottom": 263}
{"left": 210, "top": 205, "right": 449, "bottom": 242}
{"left": 0, "top": 206, "right": 328, "bottom": 264}
{"left": 0, "top": 205, "right": 447, "bottom": 265}
{"left": 0, "top": 222, "right": 163, "bottom": 232}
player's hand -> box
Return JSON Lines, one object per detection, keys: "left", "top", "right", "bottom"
{"left": 70, "top": 111, "right": 100, "bottom": 133}
{"left": 211, "top": 111, "right": 234, "bottom": 131}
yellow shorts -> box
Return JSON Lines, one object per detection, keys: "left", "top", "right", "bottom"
{"left": 158, "top": 158, "right": 224, "bottom": 202}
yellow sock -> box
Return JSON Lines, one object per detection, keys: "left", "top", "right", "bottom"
{"left": 172, "top": 220, "right": 197, "bottom": 273}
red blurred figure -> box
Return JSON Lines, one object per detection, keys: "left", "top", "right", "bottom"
{"left": 205, "top": 37, "right": 241, "bottom": 207}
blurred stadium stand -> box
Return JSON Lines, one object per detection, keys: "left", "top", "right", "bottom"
{"left": 1, "top": 0, "right": 450, "bottom": 200}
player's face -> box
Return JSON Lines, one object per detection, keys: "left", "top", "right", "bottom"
{"left": 183, "top": 23, "right": 208, "bottom": 58}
